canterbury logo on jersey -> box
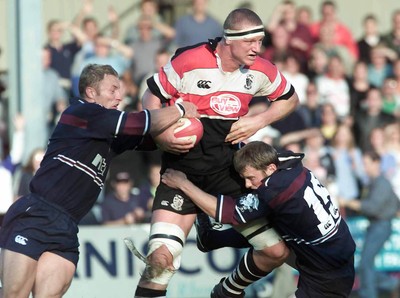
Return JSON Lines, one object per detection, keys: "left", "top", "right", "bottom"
{"left": 197, "top": 80, "right": 211, "bottom": 89}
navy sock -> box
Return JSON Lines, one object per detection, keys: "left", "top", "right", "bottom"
{"left": 222, "top": 248, "right": 270, "bottom": 296}
{"left": 134, "top": 286, "right": 167, "bottom": 298}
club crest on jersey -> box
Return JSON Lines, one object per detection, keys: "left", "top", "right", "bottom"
{"left": 238, "top": 193, "right": 259, "bottom": 213}
{"left": 210, "top": 94, "right": 241, "bottom": 116}
{"left": 244, "top": 74, "right": 254, "bottom": 90}
{"left": 171, "top": 194, "right": 184, "bottom": 211}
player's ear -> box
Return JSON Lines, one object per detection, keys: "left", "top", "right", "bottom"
{"left": 86, "top": 87, "right": 96, "bottom": 100}
{"left": 266, "top": 164, "right": 277, "bottom": 176}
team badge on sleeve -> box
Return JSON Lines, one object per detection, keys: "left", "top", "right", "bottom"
{"left": 238, "top": 193, "right": 259, "bottom": 213}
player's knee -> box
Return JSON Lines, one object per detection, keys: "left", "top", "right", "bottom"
{"left": 254, "top": 241, "right": 289, "bottom": 271}
{"left": 147, "top": 245, "right": 174, "bottom": 270}
{"left": 263, "top": 240, "right": 290, "bottom": 263}
{"left": 143, "top": 222, "right": 185, "bottom": 285}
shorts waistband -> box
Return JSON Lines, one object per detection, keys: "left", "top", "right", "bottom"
{"left": 29, "top": 193, "right": 79, "bottom": 224}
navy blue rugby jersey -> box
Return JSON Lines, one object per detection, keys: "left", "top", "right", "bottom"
{"left": 30, "top": 98, "right": 150, "bottom": 222}
{"left": 216, "top": 153, "right": 355, "bottom": 271}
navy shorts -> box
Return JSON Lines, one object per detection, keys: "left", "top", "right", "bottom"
{"left": 0, "top": 194, "right": 80, "bottom": 266}
{"left": 152, "top": 166, "right": 247, "bottom": 215}
{"left": 295, "top": 257, "right": 355, "bottom": 298}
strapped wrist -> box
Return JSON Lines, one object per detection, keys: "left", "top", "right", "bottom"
{"left": 175, "top": 102, "right": 185, "bottom": 118}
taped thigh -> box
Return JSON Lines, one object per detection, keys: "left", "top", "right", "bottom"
{"left": 234, "top": 218, "right": 282, "bottom": 250}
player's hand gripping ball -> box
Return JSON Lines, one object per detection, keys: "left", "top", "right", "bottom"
{"left": 173, "top": 118, "right": 203, "bottom": 146}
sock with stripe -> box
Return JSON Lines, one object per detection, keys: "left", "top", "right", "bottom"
{"left": 222, "top": 248, "right": 270, "bottom": 296}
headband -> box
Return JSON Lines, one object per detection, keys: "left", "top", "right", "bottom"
{"left": 224, "top": 25, "right": 265, "bottom": 40}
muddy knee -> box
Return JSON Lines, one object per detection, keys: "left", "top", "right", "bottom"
{"left": 143, "top": 223, "right": 185, "bottom": 285}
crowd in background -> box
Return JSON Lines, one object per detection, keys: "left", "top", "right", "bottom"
{"left": 0, "top": 0, "right": 400, "bottom": 227}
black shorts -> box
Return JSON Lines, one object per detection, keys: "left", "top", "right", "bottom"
{"left": 152, "top": 166, "right": 247, "bottom": 215}
{"left": 0, "top": 194, "right": 80, "bottom": 266}
{"left": 295, "top": 257, "right": 355, "bottom": 298}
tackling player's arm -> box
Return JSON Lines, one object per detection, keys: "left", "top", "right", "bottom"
{"left": 161, "top": 168, "right": 219, "bottom": 217}
{"left": 142, "top": 88, "right": 197, "bottom": 154}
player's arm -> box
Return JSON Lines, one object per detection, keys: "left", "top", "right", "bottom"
{"left": 161, "top": 169, "right": 219, "bottom": 217}
{"left": 162, "top": 168, "right": 266, "bottom": 225}
{"left": 147, "top": 99, "right": 199, "bottom": 136}
{"left": 226, "top": 91, "right": 299, "bottom": 144}
{"left": 142, "top": 88, "right": 197, "bottom": 154}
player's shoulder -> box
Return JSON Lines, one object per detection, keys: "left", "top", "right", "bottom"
{"left": 249, "top": 56, "right": 278, "bottom": 73}
{"left": 171, "top": 42, "right": 215, "bottom": 69}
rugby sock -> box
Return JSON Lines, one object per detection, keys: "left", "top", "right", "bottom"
{"left": 134, "top": 286, "right": 166, "bottom": 298}
{"left": 222, "top": 248, "right": 270, "bottom": 296}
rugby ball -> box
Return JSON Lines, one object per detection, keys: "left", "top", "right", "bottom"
{"left": 174, "top": 118, "right": 203, "bottom": 146}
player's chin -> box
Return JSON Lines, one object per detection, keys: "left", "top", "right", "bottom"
{"left": 245, "top": 55, "right": 257, "bottom": 65}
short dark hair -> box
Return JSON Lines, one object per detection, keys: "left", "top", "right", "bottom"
{"left": 223, "top": 8, "right": 263, "bottom": 30}
{"left": 364, "top": 151, "right": 381, "bottom": 162}
{"left": 78, "top": 64, "right": 118, "bottom": 97}
{"left": 233, "top": 141, "right": 279, "bottom": 174}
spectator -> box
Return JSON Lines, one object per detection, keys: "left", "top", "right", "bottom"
{"left": 339, "top": 151, "right": 400, "bottom": 298}
{"left": 15, "top": 148, "right": 45, "bottom": 199}
{"left": 367, "top": 123, "right": 400, "bottom": 194}
{"left": 368, "top": 126, "right": 386, "bottom": 157}
{"left": 349, "top": 60, "right": 373, "bottom": 118}
{"left": 381, "top": 77, "right": 400, "bottom": 117}
{"left": 302, "top": 129, "right": 336, "bottom": 187}
{"left": 315, "top": 55, "right": 351, "bottom": 121}
{"left": 368, "top": 124, "right": 400, "bottom": 199}
{"left": 261, "top": 24, "right": 291, "bottom": 67}
{"left": 73, "top": 0, "right": 120, "bottom": 55}
{"left": 0, "top": 115, "right": 24, "bottom": 216}
{"left": 79, "top": 34, "right": 133, "bottom": 78}
{"left": 42, "top": 48, "right": 68, "bottom": 136}
{"left": 123, "top": 0, "right": 175, "bottom": 45}
{"left": 266, "top": 1, "right": 314, "bottom": 71}
{"left": 135, "top": 162, "right": 162, "bottom": 223}
{"left": 309, "top": 0, "right": 359, "bottom": 60}
{"left": 306, "top": 45, "right": 329, "bottom": 81}
{"left": 329, "top": 123, "right": 367, "bottom": 217}
{"left": 137, "top": 48, "right": 171, "bottom": 101}
{"left": 380, "top": 122, "right": 400, "bottom": 199}
{"left": 173, "top": 0, "right": 223, "bottom": 48}
{"left": 353, "top": 87, "right": 396, "bottom": 152}
{"left": 297, "top": 82, "right": 323, "bottom": 128}
{"left": 314, "top": 22, "right": 355, "bottom": 75}
{"left": 70, "top": 2, "right": 121, "bottom": 96}
{"left": 367, "top": 44, "right": 396, "bottom": 88}
{"left": 296, "top": 5, "right": 313, "bottom": 29}
{"left": 320, "top": 102, "right": 339, "bottom": 145}
{"left": 392, "top": 58, "right": 400, "bottom": 96}
{"left": 44, "top": 19, "right": 84, "bottom": 94}
{"left": 101, "top": 171, "right": 145, "bottom": 225}
{"left": 271, "top": 107, "right": 307, "bottom": 137}
{"left": 282, "top": 54, "right": 309, "bottom": 104}
{"left": 381, "top": 9, "right": 400, "bottom": 58}
{"left": 125, "top": 15, "right": 166, "bottom": 90}
{"left": 357, "top": 14, "right": 384, "bottom": 63}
